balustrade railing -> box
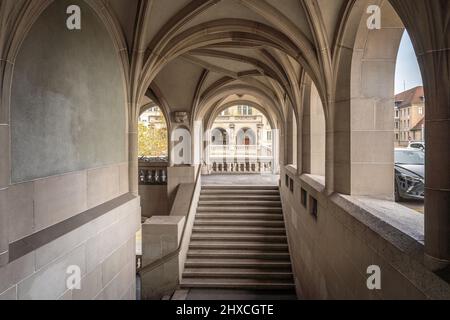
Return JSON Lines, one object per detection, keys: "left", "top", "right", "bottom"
{"left": 209, "top": 145, "right": 272, "bottom": 158}
{"left": 207, "top": 159, "right": 273, "bottom": 174}
{"left": 207, "top": 145, "right": 273, "bottom": 174}
{"left": 138, "top": 157, "right": 168, "bottom": 185}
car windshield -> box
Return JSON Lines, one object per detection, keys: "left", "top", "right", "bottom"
{"left": 395, "top": 150, "right": 425, "bottom": 165}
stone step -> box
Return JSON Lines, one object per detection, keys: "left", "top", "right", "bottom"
{"left": 191, "top": 233, "right": 287, "bottom": 243}
{"left": 194, "top": 219, "right": 285, "bottom": 227}
{"left": 180, "top": 278, "right": 295, "bottom": 290}
{"left": 189, "top": 241, "right": 289, "bottom": 251}
{"left": 196, "top": 213, "right": 284, "bottom": 220}
{"left": 202, "top": 185, "right": 279, "bottom": 191}
{"left": 198, "top": 200, "right": 282, "bottom": 207}
{"left": 192, "top": 226, "right": 286, "bottom": 235}
{"left": 196, "top": 211, "right": 283, "bottom": 217}
{"left": 201, "top": 190, "right": 280, "bottom": 196}
{"left": 187, "top": 249, "right": 291, "bottom": 260}
{"left": 185, "top": 258, "right": 292, "bottom": 270}
{"left": 197, "top": 207, "right": 282, "bottom": 213}
{"left": 183, "top": 268, "right": 293, "bottom": 280}
{"left": 181, "top": 184, "right": 294, "bottom": 295}
{"left": 200, "top": 195, "right": 281, "bottom": 201}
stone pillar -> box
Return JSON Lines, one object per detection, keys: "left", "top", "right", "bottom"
{"left": 257, "top": 123, "right": 263, "bottom": 146}
{"left": 302, "top": 90, "right": 312, "bottom": 175}
{"left": 0, "top": 58, "right": 12, "bottom": 266}
{"left": 285, "top": 108, "right": 295, "bottom": 165}
{"left": 383, "top": 0, "right": 450, "bottom": 270}
{"left": 0, "top": 124, "right": 9, "bottom": 266}
{"left": 272, "top": 129, "right": 280, "bottom": 174}
{"left": 128, "top": 116, "right": 139, "bottom": 196}
{"left": 422, "top": 51, "right": 450, "bottom": 271}
{"left": 296, "top": 109, "right": 303, "bottom": 176}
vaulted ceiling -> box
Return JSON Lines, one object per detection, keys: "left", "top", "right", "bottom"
{"left": 1, "top": 0, "right": 412, "bottom": 126}
{"left": 107, "top": 0, "right": 353, "bottom": 123}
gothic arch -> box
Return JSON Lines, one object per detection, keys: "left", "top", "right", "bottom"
{"left": 0, "top": 0, "right": 130, "bottom": 123}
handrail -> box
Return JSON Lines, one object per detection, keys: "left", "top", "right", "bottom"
{"left": 138, "top": 165, "right": 202, "bottom": 275}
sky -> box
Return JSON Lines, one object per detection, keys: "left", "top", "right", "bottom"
{"left": 395, "top": 31, "right": 423, "bottom": 94}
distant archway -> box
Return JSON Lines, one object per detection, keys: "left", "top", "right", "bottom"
{"left": 236, "top": 128, "right": 256, "bottom": 146}
{"left": 206, "top": 105, "right": 276, "bottom": 174}
{"left": 211, "top": 128, "right": 229, "bottom": 145}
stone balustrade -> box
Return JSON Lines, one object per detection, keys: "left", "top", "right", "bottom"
{"left": 208, "top": 159, "right": 273, "bottom": 174}
{"left": 138, "top": 158, "right": 168, "bottom": 185}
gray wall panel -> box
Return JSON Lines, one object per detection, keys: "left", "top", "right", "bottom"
{"left": 11, "top": 0, "right": 126, "bottom": 183}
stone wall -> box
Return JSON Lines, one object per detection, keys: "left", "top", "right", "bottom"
{"left": 139, "top": 185, "right": 169, "bottom": 218}
{"left": 281, "top": 166, "right": 450, "bottom": 300}
{"left": 0, "top": 0, "right": 138, "bottom": 300}
{"left": 10, "top": 0, "right": 127, "bottom": 183}
{"left": 0, "top": 192, "right": 140, "bottom": 300}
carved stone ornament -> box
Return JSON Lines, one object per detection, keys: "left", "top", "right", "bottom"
{"left": 173, "top": 111, "right": 189, "bottom": 124}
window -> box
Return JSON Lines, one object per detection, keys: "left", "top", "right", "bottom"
{"left": 267, "top": 131, "right": 272, "bottom": 141}
{"left": 310, "top": 196, "right": 318, "bottom": 220}
{"left": 238, "top": 105, "right": 252, "bottom": 116}
{"left": 301, "top": 188, "right": 307, "bottom": 208}
{"left": 418, "top": 107, "right": 423, "bottom": 115}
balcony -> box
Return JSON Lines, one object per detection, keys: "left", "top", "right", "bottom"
{"left": 207, "top": 145, "right": 274, "bottom": 174}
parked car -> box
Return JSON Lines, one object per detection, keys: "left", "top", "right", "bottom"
{"left": 408, "top": 141, "right": 425, "bottom": 151}
{"left": 395, "top": 148, "right": 425, "bottom": 202}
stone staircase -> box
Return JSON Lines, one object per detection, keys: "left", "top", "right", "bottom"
{"left": 180, "top": 185, "right": 296, "bottom": 295}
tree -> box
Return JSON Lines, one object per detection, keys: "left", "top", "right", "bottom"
{"left": 138, "top": 122, "right": 168, "bottom": 158}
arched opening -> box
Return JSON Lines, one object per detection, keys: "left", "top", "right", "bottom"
{"left": 138, "top": 105, "right": 169, "bottom": 161}
{"left": 345, "top": 2, "right": 425, "bottom": 214}
{"left": 302, "top": 82, "right": 326, "bottom": 177}
{"left": 346, "top": 0, "right": 405, "bottom": 200}
{"left": 211, "top": 128, "right": 229, "bottom": 145}
{"left": 137, "top": 105, "right": 170, "bottom": 222}
{"left": 337, "top": 0, "right": 428, "bottom": 243}
{"left": 236, "top": 128, "right": 256, "bottom": 146}
{"left": 207, "top": 105, "right": 275, "bottom": 175}
{"left": 393, "top": 31, "right": 425, "bottom": 213}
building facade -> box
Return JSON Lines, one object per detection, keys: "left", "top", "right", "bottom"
{"left": 395, "top": 86, "right": 426, "bottom": 146}
{"left": 211, "top": 106, "right": 272, "bottom": 148}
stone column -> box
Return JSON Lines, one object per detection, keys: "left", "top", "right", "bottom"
{"left": 389, "top": 0, "right": 450, "bottom": 271}
{"left": 272, "top": 129, "right": 280, "bottom": 174}
{"left": 128, "top": 115, "right": 139, "bottom": 196}
{"left": 0, "top": 124, "right": 9, "bottom": 266}
{"left": 0, "top": 58, "right": 12, "bottom": 266}
{"left": 422, "top": 51, "right": 450, "bottom": 271}
{"left": 285, "top": 108, "right": 295, "bottom": 165}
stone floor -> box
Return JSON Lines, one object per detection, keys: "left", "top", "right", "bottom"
{"left": 202, "top": 174, "right": 280, "bottom": 186}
